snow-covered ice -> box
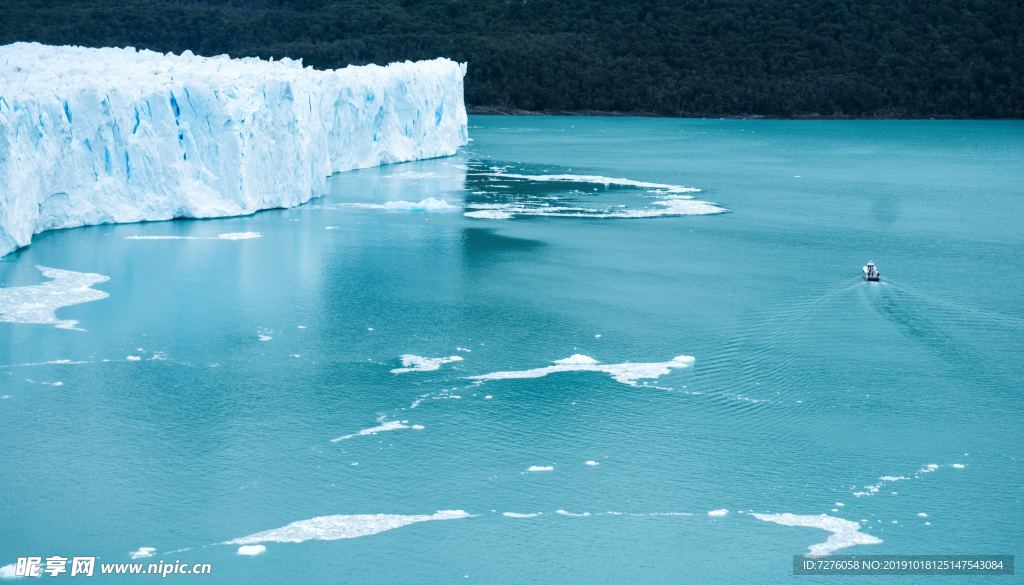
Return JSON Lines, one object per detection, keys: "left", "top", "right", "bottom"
{"left": 467, "top": 354, "right": 694, "bottom": 386}
{"left": 502, "top": 512, "right": 543, "bottom": 518}
{"left": 330, "top": 420, "right": 423, "bottom": 443}
{"left": 486, "top": 173, "right": 701, "bottom": 194}
{"left": 0, "top": 265, "right": 109, "bottom": 330}
{"left": 555, "top": 509, "right": 591, "bottom": 517}
{"left": 752, "top": 513, "right": 883, "bottom": 556}
{"left": 853, "top": 473, "right": 910, "bottom": 497}
{"left": 463, "top": 172, "right": 725, "bottom": 219}
{"left": 463, "top": 199, "right": 725, "bottom": 219}
{"left": 128, "top": 547, "right": 156, "bottom": 559}
{"left": 224, "top": 510, "right": 470, "bottom": 544}
{"left": 0, "top": 42, "right": 468, "bottom": 256}
{"left": 464, "top": 209, "right": 514, "bottom": 220}
{"left": 390, "top": 354, "right": 463, "bottom": 374}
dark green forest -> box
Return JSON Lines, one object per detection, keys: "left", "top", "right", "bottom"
{"left": 2, "top": 0, "right": 1021, "bottom": 117}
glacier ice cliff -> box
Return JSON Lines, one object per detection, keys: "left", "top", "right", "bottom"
{"left": 0, "top": 42, "right": 468, "bottom": 256}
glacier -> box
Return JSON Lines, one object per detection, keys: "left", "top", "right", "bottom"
{"left": 0, "top": 42, "right": 468, "bottom": 257}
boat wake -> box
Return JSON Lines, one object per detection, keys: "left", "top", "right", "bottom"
{"left": 682, "top": 278, "right": 863, "bottom": 428}
{"left": 866, "top": 278, "right": 1021, "bottom": 391}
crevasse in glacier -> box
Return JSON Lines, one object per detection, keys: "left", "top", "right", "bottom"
{"left": 0, "top": 42, "right": 469, "bottom": 256}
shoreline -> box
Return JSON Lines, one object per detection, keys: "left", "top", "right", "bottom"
{"left": 466, "top": 105, "right": 1015, "bottom": 120}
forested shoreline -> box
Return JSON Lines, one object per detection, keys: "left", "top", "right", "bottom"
{"left": 2, "top": 0, "right": 1020, "bottom": 118}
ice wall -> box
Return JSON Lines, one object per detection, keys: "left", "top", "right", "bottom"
{"left": 0, "top": 42, "right": 468, "bottom": 256}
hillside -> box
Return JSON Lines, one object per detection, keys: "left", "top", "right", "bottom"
{"left": 2, "top": 0, "right": 1020, "bottom": 117}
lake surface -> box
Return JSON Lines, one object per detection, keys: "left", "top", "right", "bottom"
{"left": 1, "top": 117, "right": 1022, "bottom": 584}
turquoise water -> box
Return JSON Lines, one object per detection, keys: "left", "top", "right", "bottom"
{"left": 1, "top": 117, "right": 1022, "bottom": 583}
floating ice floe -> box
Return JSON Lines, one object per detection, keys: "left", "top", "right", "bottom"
{"left": 391, "top": 354, "right": 463, "bottom": 374}
{"left": 218, "top": 232, "right": 263, "bottom": 240}
{"left": 330, "top": 420, "right": 423, "bottom": 443}
{"left": 20, "top": 378, "right": 61, "bottom": 387}
{"left": 128, "top": 547, "right": 156, "bottom": 559}
{"left": 585, "top": 460, "right": 599, "bottom": 466}
{"left": 854, "top": 474, "right": 910, "bottom": 497}
{"left": 333, "top": 198, "right": 457, "bottom": 212}
{"left": 555, "top": 510, "right": 591, "bottom": 517}
{"left": 518, "top": 509, "right": 691, "bottom": 519}
{"left": 124, "top": 232, "right": 262, "bottom": 240}
{"left": 0, "top": 564, "right": 17, "bottom": 579}
{"left": 708, "top": 509, "right": 729, "bottom": 517}
{"left": 527, "top": 465, "right": 554, "bottom": 472}
{"left": 0, "top": 266, "right": 109, "bottom": 330}
{"left": 628, "top": 512, "right": 693, "bottom": 517}
{"left": 467, "top": 354, "right": 694, "bottom": 387}
{"left": 485, "top": 173, "right": 701, "bottom": 194}
{"left": 852, "top": 462, "right": 958, "bottom": 498}
{"left": 463, "top": 197, "right": 724, "bottom": 220}
{"left": 463, "top": 172, "right": 725, "bottom": 219}
{"left": 224, "top": 510, "right": 471, "bottom": 545}
{"left": 464, "top": 209, "right": 514, "bottom": 219}
{"left": 751, "top": 513, "right": 882, "bottom": 556}
{"left": 0, "top": 359, "right": 92, "bottom": 369}
{"left": 236, "top": 545, "right": 266, "bottom": 556}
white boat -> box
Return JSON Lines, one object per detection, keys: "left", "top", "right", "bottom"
{"left": 863, "top": 261, "right": 880, "bottom": 281}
